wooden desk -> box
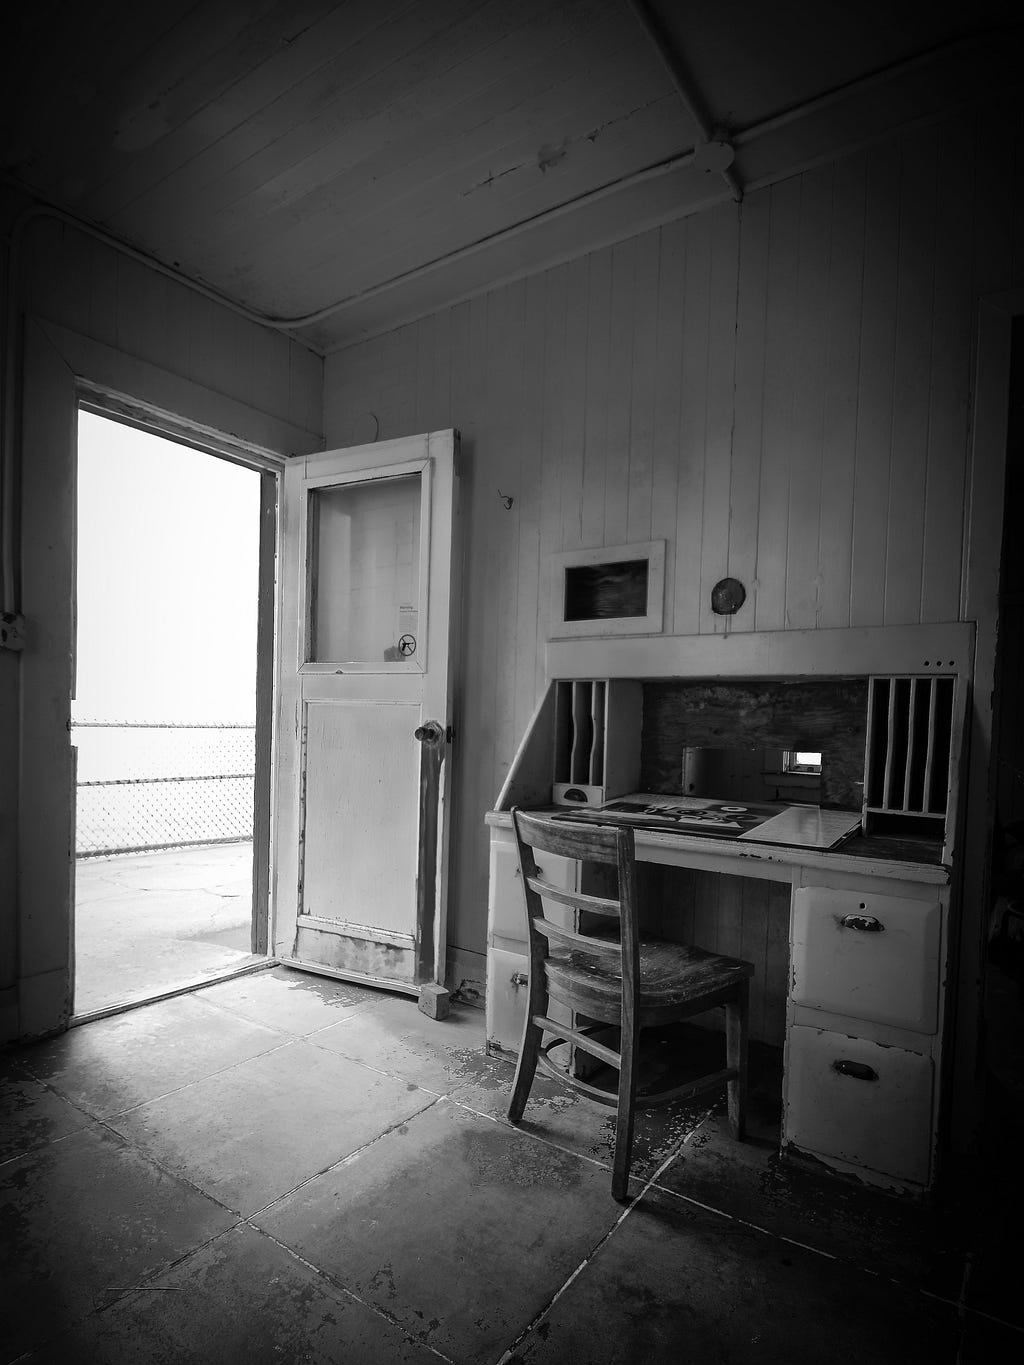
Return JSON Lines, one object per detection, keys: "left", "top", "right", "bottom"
{"left": 485, "top": 808, "right": 949, "bottom": 1195}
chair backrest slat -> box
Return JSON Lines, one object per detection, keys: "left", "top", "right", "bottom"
{"left": 524, "top": 876, "right": 621, "bottom": 919}
{"left": 536, "top": 919, "right": 622, "bottom": 959}
{"left": 512, "top": 809, "right": 622, "bottom": 865}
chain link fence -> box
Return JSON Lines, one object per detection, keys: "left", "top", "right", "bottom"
{"left": 73, "top": 721, "right": 255, "bottom": 857}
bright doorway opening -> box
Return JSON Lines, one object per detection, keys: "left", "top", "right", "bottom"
{"left": 72, "top": 409, "right": 267, "bottom": 1017}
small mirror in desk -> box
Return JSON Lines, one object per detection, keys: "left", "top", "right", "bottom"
{"left": 681, "top": 746, "right": 823, "bottom": 807}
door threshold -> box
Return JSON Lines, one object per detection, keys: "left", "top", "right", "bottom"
{"left": 70, "top": 957, "right": 275, "bottom": 1028}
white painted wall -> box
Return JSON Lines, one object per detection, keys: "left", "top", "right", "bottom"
{"left": 322, "top": 103, "right": 1024, "bottom": 1021}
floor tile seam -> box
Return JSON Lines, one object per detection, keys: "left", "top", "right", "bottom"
{"left": 244, "top": 1091, "right": 448, "bottom": 1222}
{"left": 492, "top": 1125, "right": 695, "bottom": 1365}
{"left": 0, "top": 1115, "right": 104, "bottom": 1174}
{"left": 445, "top": 1093, "right": 616, "bottom": 1175}
{"left": 0, "top": 1218, "right": 249, "bottom": 1364}
{"left": 642, "top": 1173, "right": 982, "bottom": 1315}
{"left": 184, "top": 987, "right": 301, "bottom": 1035}
{"left": 79, "top": 1033, "right": 308, "bottom": 1122}
{"left": 179, "top": 983, "right": 384, "bottom": 1037}
{"left": 0, "top": 1080, "right": 104, "bottom": 1170}
{"left": 90, "top": 1218, "right": 249, "bottom": 1302}
{"left": 658, "top": 1110, "right": 986, "bottom": 1296}
{"left": 921, "top": 1287, "right": 1024, "bottom": 1336}
{"left": 243, "top": 1221, "right": 460, "bottom": 1363}
{"left": 11, "top": 989, "right": 288, "bottom": 1105}
{"left": 278, "top": 999, "right": 415, "bottom": 1042}
{"left": 86, "top": 1113, "right": 251, "bottom": 1218}
{"left": 447, "top": 1087, "right": 713, "bottom": 1183}
{"left": 300, "top": 1031, "right": 472, "bottom": 1093}
{"left": 297, "top": 999, "right": 393, "bottom": 1034}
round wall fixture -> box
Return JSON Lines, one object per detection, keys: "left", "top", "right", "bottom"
{"left": 710, "top": 577, "right": 746, "bottom": 615}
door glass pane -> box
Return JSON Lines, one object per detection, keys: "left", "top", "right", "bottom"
{"left": 308, "top": 474, "right": 421, "bottom": 663}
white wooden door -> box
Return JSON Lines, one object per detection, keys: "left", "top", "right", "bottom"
{"left": 273, "top": 431, "right": 459, "bottom": 996}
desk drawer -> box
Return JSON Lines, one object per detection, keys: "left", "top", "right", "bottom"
{"left": 792, "top": 886, "right": 941, "bottom": 1033}
{"left": 488, "top": 840, "right": 577, "bottom": 942}
{"left": 486, "top": 946, "right": 529, "bottom": 1056}
{"left": 485, "top": 946, "right": 572, "bottom": 1058}
{"left": 785, "top": 1025, "right": 933, "bottom": 1187}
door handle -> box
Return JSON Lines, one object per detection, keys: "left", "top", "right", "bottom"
{"left": 839, "top": 914, "right": 884, "bottom": 932}
{"left": 414, "top": 720, "right": 446, "bottom": 745}
{"left": 833, "top": 1059, "right": 878, "bottom": 1082}
{"left": 414, "top": 719, "right": 451, "bottom": 986}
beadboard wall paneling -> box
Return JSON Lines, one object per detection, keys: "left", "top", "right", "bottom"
{"left": 324, "top": 108, "right": 1022, "bottom": 962}
{"left": 21, "top": 217, "right": 323, "bottom": 442}
{"left": 638, "top": 863, "right": 790, "bottom": 1047}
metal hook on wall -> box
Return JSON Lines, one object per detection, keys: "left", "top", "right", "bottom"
{"left": 498, "top": 489, "right": 514, "bottom": 510}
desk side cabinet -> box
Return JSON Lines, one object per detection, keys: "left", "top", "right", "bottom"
{"left": 485, "top": 826, "right": 576, "bottom": 1056}
{"left": 784, "top": 875, "right": 948, "bottom": 1191}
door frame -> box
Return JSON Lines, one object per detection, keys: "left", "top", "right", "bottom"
{"left": 73, "top": 393, "right": 284, "bottom": 979}
{"left": 14, "top": 314, "right": 316, "bottom": 1038}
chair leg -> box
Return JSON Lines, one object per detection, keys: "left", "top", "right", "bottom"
{"left": 725, "top": 980, "right": 749, "bottom": 1142}
{"left": 611, "top": 1027, "right": 640, "bottom": 1202}
{"left": 508, "top": 1016, "right": 543, "bottom": 1123}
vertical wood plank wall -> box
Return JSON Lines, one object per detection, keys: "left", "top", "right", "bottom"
{"left": 18, "top": 216, "right": 323, "bottom": 441}
{"left": 323, "top": 108, "right": 1024, "bottom": 972}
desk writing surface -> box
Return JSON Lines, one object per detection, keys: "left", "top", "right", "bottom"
{"left": 488, "top": 808, "right": 947, "bottom": 884}
{"left": 551, "top": 794, "right": 862, "bottom": 851}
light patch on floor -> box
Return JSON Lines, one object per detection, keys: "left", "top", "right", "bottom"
{"left": 74, "top": 841, "right": 260, "bottom": 1016}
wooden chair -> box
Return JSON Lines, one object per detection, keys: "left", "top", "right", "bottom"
{"left": 508, "top": 807, "right": 754, "bottom": 1201}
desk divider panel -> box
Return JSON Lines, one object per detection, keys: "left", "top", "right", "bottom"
{"left": 864, "top": 675, "right": 955, "bottom": 836}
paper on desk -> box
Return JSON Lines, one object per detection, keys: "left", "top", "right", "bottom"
{"left": 737, "top": 805, "right": 861, "bottom": 850}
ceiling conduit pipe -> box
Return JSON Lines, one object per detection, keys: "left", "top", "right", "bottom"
{"left": 626, "top": 0, "right": 743, "bottom": 202}
{"left": 0, "top": 145, "right": 702, "bottom": 609}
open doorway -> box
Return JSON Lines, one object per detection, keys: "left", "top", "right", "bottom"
{"left": 72, "top": 408, "right": 268, "bottom": 1017}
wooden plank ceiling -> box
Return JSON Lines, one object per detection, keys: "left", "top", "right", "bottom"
{"left": 2, "top": 0, "right": 1020, "bottom": 352}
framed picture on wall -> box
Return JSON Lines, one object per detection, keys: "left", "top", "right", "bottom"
{"left": 548, "top": 540, "right": 665, "bottom": 638}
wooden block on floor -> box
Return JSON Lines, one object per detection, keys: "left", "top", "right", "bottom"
{"left": 418, "top": 984, "right": 450, "bottom": 1021}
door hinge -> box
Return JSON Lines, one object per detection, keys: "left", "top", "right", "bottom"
{"left": 0, "top": 612, "right": 25, "bottom": 651}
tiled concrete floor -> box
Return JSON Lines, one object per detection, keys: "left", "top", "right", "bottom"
{"left": 73, "top": 843, "right": 258, "bottom": 1017}
{"left": 1, "top": 966, "right": 1019, "bottom": 1364}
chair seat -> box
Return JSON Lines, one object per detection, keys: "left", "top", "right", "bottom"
{"left": 546, "top": 935, "right": 754, "bottom": 1010}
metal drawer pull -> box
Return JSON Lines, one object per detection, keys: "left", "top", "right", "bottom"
{"left": 839, "top": 914, "right": 884, "bottom": 932}
{"left": 510, "top": 972, "right": 529, "bottom": 987}
{"left": 833, "top": 1059, "right": 878, "bottom": 1082}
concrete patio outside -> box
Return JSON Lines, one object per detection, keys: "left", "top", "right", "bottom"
{"left": 73, "top": 841, "right": 261, "bottom": 1017}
